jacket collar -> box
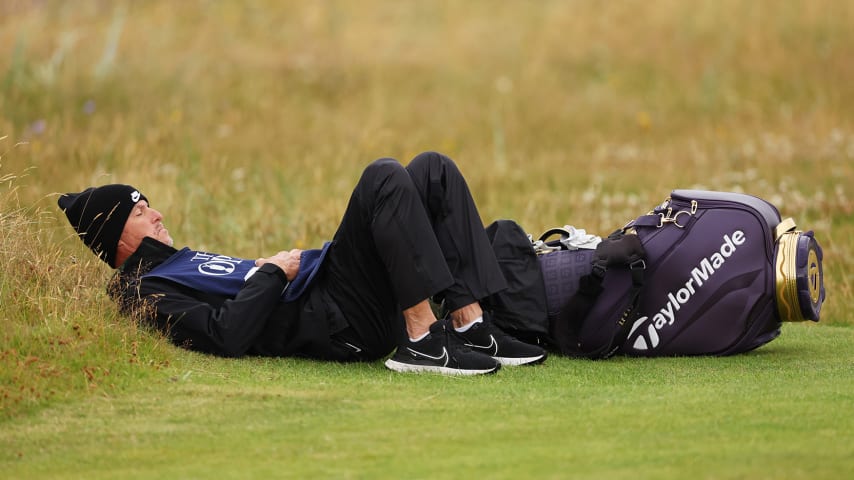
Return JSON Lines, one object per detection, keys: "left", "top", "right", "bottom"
{"left": 118, "top": 236, "right": 179, "bottom": 276}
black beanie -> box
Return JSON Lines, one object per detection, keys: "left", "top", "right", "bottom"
{"left": 58, "top": 184, "right": 147, "bottom": 267}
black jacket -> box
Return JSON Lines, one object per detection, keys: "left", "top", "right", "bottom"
{"left": 108, "top": 237, "right": 348, "bottom": 359}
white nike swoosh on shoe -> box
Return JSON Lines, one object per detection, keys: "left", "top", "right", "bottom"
{"left": 464, "top": 335, "right": 499, "bottom": 356}
{"left": 407, "top": 346, "right": 450, "bottom": 367}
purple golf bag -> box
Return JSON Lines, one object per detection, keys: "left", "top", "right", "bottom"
{"left": 541, "top": 190, "right": 825, "bottom": 358}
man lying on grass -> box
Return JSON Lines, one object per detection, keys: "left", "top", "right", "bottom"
{"left": 58, "top": 152, "right": 546, "bottom": 376}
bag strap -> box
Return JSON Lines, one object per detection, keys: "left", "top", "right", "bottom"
{"left": 551, "top": 229, "right": 646, "bottom": 358}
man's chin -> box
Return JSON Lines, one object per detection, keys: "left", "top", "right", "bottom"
{"left": 153, "top": 233, "right": 174, "bottom": 247}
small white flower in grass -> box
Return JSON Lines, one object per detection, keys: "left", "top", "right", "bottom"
{"left": 495, "top": 76, "right": 513, "bottom": 94}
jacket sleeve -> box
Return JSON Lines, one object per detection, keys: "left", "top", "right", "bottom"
{"left": 137, "top": 263, "right": 289, "bottom": 357}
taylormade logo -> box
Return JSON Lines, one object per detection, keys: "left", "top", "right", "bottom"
{"left": 630, "top": 230, "right": 746, "bottom": 351}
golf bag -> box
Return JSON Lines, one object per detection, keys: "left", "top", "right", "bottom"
{"left": 486, "top": 190, "right": 826, "bottom": 358}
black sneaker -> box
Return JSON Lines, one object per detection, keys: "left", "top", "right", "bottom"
{"left": 450, "top": 314, "right": 547, "bottom": 366}
{"left": 384, "top": 321, "right": 500, "bottom": 376}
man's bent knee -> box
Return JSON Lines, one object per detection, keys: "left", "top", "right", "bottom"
{"left": 353, "top": 158, "right": 417, "bottom": 204}
{"left": 410, "top": 151, "right": 457, "bottom": 171}
{"left": 360, "top": 157, "right": 406, "bottom": 183}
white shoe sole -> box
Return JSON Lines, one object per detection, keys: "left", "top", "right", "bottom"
{"left": 494, "top": 354, "right": 547, "bottom": 366}
{"left": 384, "top": 359, "right": 500, "bottom": 376}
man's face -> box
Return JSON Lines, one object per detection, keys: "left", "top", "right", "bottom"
{"left": 119, "top": 200, "right": 174, "bottom": 252}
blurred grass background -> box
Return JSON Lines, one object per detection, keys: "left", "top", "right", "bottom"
{"left": 1, "top": 0, "right": 852, "bottom": 422}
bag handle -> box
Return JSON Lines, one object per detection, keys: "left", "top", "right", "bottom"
{"left": 536, "top": 225, "right": 602, "bottom": 252}
{"left": 539, "top": 227, "right": 572, "bottom": 243}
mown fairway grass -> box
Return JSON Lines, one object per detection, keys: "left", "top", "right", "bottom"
{"left": 1, "top": 1, "right": 852, "bottom": 478}
{"left": 1, "top": 325, "right": 852, "bottom": 479}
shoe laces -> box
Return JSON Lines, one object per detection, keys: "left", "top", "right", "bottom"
{"left": 436, "top": 318, "right": 477, "bottom": 353}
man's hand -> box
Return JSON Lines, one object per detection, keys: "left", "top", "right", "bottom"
{"left": 255, "top": 249, "right": 302, "bottom": 281}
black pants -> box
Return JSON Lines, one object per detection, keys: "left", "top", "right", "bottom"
{"left": 321, "top": 152, "right": 507, "bottom": 359}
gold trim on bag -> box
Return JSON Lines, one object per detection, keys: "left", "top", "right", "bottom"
{"left": 775, "top": 231, "right": 800, "bottom": 321}
{"left": 774, "top": 217, "right": 797, "bottom": 242}
{"left": 774, "top": 229, "right": 822, "bottom": 322}
{"left": 808, "top": 249, "right": 821, "bottom": 303}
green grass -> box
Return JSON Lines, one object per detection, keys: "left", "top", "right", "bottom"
{"left": 1, "top": 324, "right": 852, "bottom": 479}
{"left": 1, "top": 0, "right": 853, "bottom": 478}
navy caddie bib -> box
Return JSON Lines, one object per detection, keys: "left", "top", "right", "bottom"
{"left": 142, "top": 242, "right": 331, "bottom": 303}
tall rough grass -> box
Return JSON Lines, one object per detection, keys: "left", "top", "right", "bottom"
{"left": 1, "top": 0, "right": 852, "bottom": 418}
{"left": 0, "top": 160, "right": 173, "bottom": 419}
